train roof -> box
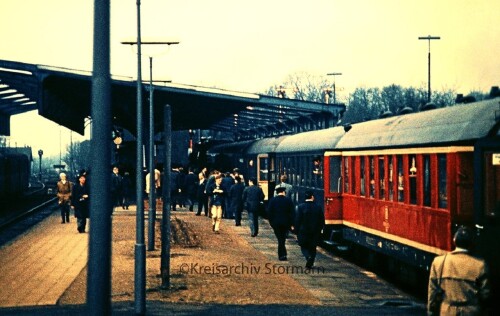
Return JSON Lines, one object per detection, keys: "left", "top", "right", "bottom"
{"left": 245, "top": 135, "right": 289, "bottom": 154}
{"left": 207, "top": 139, "right": 256, "bottom": 154}
{"left": 336, "top": 97, "right": 500, "bottom": 150}
{"left": 275, "top": 126, "right": 345, "bottom": 153}
{"left": 0, "top": 147, "right": 33, "bottom": 160}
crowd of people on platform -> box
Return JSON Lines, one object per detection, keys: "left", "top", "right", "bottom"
{"left": 56, "top": 163, "right": 325, "bottom": 269}
{"left": 56, "top": 163, "right": 492, "bottom": 312}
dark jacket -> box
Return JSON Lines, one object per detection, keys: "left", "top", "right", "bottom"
{"left": 267, "top": 195, "right": 294, "bottom": 228}
{"left": 71, "top": 183, "right": 90, "bottom": 219}
{"left": 111, "top": 173, "right": 122, "bottom": 194}
{"left": 229, "top": 182, "right": 245, "bottom": 210}
{"left": 242, "top": 185, "right": 264, "bottom": 213}
{"left": 221, "top": 176, "right": 234, "bottom": 197}
{"left": 184, "top": 172, "right": 198, "bottom": 199}
{"left": 207, "top": 183, "right": 224, "bottom": 207}
{"left": 170, "top": 169, "right": 180, "bottom": 193}
{"left": 295, "top": 200, "right": 324, "bottom": 248}
{"left": 197, "top": 178, "right": 207, "bottom": 200}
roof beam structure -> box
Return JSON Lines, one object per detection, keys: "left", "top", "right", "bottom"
{"left": 0, "top": 59, "right": 345, "bottom": 140}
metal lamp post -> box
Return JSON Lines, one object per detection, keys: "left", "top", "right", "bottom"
{"left": 327, "top": 72, "right": 342, "bottom": 105}
{"left": 38, "top": 149, "right": 43, "bottom": 182}
{"left": 145, "top": 42, "right": 178, "bottom": 252}
{"left": 121, "top": 33, "right": 178, "bottom": 313}
{"left": 418, "top": 35, "right": 440, "bottom": 103}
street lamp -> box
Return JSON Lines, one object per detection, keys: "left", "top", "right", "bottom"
{"left": 121, "top": 36, "right": 178, "bottom": 313}
{"left": 38, "top": 149, "right": 43, "bottom": 182}
{"left": 327, "top": 72, "right": 342, "bottom": 105}
{"left": 418, "top": 35, "right": 440, "bottom": 103}
{"left": 120, "top": 1, "right": 146, "bottom": 312}
{"left": 122, "top": 39, "right": 179, "bottom": 251}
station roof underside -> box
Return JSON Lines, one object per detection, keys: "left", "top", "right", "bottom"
{"left": 0, "top": 59, "right": 345, "bottom": 139}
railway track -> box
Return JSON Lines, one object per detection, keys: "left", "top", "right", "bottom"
{"left": 0, "top": 187, "right": 58, "bottom": 245}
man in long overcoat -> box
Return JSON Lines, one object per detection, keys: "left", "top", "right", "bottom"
{"left": 242, "top": 178, "right": 264, "bottom": 237}
{"left": 295, "top": 190, "right": 324, "bottom": 269}
{"left": 267, "top": 186, "right": 295, "bottom": 260}
{"left": 71, "top": 174, "right": 90, "bottom": 233}
{"left": 56, "top": 172, "right": 72, "bottom": 223}
{"left": 428, "top": 226, "right": 490, "bottom": 315}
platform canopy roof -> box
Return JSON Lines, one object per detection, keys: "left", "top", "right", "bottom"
{"left": 0, "top": 59, "right": 345, "bottom": 139}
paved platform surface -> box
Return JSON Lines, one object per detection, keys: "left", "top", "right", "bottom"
{"left": 0, "top": 212, "right": 88, "bottom": 307}
{"left": 0, "top": 204, "right": 426, "bottom": 315}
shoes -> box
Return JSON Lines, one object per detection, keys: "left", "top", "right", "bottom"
{"left": 61, "top": 221, "right": 65, "bottom": 224}
{"left": 235, "top": 223, "right": 241, "bottom": 226}
{"left": 195, "top": 213, "right": 201, "bottom": 216}
{"left": 212, "top": 224, "right": 215, "bottom": 231}
{"left": 279, "top": 256, "right": 287, "bottom": 261}
{"left": 306, "top": 257, "right": 314, "bottom": 269}
{"left": 214, "top": 231, "right": 220, "bottom": 234}
{"left": 251, "top": 234, "right": 257, "bottom": 237}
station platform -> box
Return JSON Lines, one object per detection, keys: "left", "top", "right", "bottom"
{"left": 0, "top": 204, "right": 426, "bottom": 315}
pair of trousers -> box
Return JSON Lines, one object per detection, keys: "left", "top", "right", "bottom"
{"left": 77, "top": 218, "right": 87, "bottom": 232}
{"left": 272, "top": 225, "right": 289, "bottom": 258}
{"left": 248, "top": 211, "right": 259, "bottom": 236}
{"left": 300, "top": 245, "right": 317, "bottom": 267}
{"left": 60, "top": 203, "right": 70, "bottom": 222}
{"left": 211, "top": 205, "right": 222, "bottom": 232}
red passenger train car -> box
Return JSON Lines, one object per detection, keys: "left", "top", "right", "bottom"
{"left": 208, "top": 96, "right": 500, "bottom": 294}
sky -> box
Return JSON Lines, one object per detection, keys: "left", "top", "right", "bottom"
{"left": 1, "top": 0, "right": 499, "bottom": 156}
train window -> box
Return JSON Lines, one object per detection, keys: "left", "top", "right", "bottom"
{"left": 329, "top": 156, "right": 341, "bottom": 193}
{"left": 259, "top": 156, "right": 269, "bottom": 181}
{"left": 438, "top": 154, "right": 447, "bottom": 209}
{"left": 293, "top": 156, "right": 298, "bottom": 186}
{"left": 388, "top": 156, "right": 394, "bottom": 201}
{"left": 313, "top": 156, "right": 322, "bottom": 188}
{"left": 360, "top": 157, "right": 366, "bottom": 197}
{"left": 409, "top": 155, "right": 417, "bottom": 205}
{"left": 397, "top": 155, "right": 404, "bottom": 202}
{"left": 351, "top": 157, "right": 356, "bottom": 195}
{"left": 302, "top": 156, "right": 309, "bottom": 186}
{"left": 379, "top": 156, "right": 385, "bottom": 200}
{"left": 343, "top": 157, "right": 349, "bottom": 193}
{"left": 423, "top": 155, "right": 431, "bottom": 207}
{"left": 369, "top": 156, "right": 375, "bottom": 198}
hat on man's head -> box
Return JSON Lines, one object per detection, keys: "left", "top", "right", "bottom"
{"left": 275, "top": 186, "right": 286, "bottom": 194}
{"left": 453, "top": 226, "right": 474, "bottom": 249}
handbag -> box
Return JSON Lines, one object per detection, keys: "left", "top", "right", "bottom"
{"left": 429, "top": 254, "right": 447, "bottom": 314}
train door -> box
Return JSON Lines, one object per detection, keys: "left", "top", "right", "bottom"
{"left": 324, "top": 151, "right": 343, "bottom": 224}
{"left": 256, "top": 154, "right": 270, "bottom": 201}
{"left": 474, "top": 137, "right": 500, "bottom": 303}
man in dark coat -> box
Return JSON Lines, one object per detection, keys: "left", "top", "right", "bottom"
{"left": 196, "top": 172, "right": 208, "bottom": 216}
{"left": 110, "top": 166, "right": 122, "bottom": 209}
{"left": 242, "top": 178, "right": 265, "bottom": 237}
{"left": 184, "top": 167, "right": 198, "bottom": 212}
{"left": 229, "top": 176, "right": 245, "bottom": 226}
{"left": 71, "top": 174, "right": 90, "bottom": 233}
{"left": 295, "top": 190, "right": 324, "bottom": 268}
{"left": 170, "top": 166, "right": 181, "bottom": 211}
{"left": 267, "top": 186, "right": 295, "bottom": 261}
{"left": 220, "top": 172, "right": 235, "bottom": 218}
